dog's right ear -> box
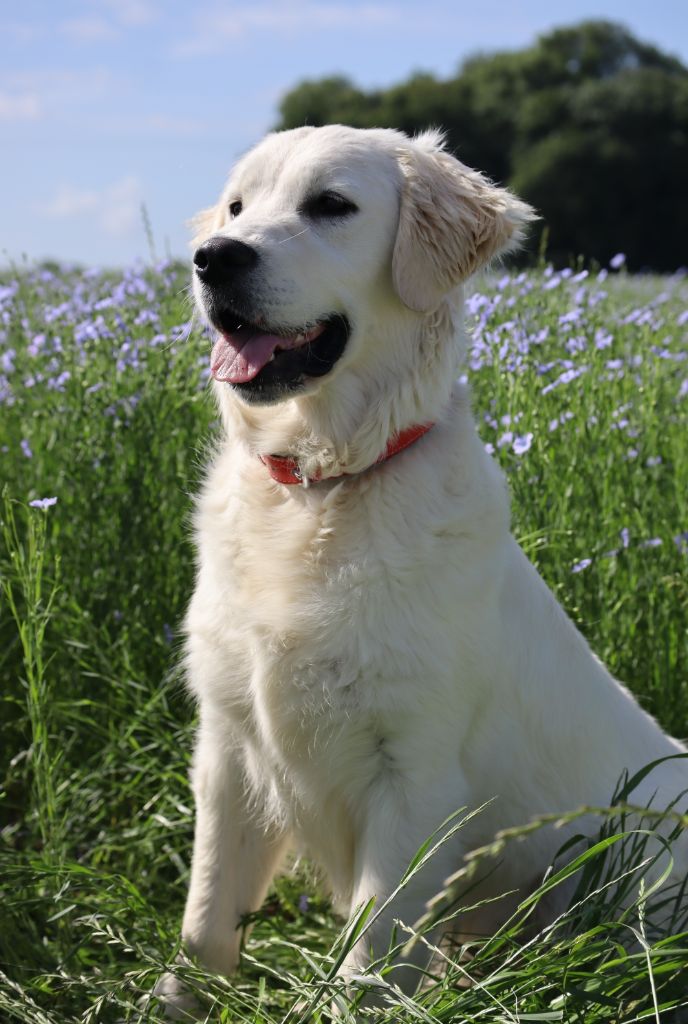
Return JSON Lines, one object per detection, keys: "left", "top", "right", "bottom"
{"left": 189, "top": 205, "right": 222, "bottom": 251}
{"left": 392, "top": 132, "right": 536, "bottom": 313}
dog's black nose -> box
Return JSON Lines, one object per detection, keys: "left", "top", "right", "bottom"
{"left": 193, "top": 238, "right": 259, "bottom": 285}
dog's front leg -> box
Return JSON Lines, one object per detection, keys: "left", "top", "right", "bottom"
{"left": 182, "top": 717, "right": 289, "bottom": 972}
{"left": 341, "top": 781, "right": 466, "bottom": 1000}
{"left": 155, "top": 717, "right": 289, "bottom": 1016}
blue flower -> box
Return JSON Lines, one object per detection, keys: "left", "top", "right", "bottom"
{"left": 513, "top": 432, "right": 533, "bottom": 456}
{"left": 29, "top": 497, "right": 57, "bottom": 510}
{"left": 572, "top": 558, "right": 592, "bottom": 573}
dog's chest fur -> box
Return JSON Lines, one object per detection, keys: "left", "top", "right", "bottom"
{"left": 186, "top": 400, "right": 509, "bottom": 832}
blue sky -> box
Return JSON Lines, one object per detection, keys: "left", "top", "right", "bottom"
{"left": 4, "top": 0, "right": 687, "bottom": 267}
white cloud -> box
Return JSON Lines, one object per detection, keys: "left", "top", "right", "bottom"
{"left": 42, "top": 184, "right": 100, "bottom": 219}
{"left": 101, "top": 177, "right": 144, "bottom": 236}
{"left": 56, "top": 2, "right": 158, "bottom": 43}
{"left": 2, "top": 20, "right": 41, "bottom": 43}
{"left": 60, "top": 17, "right": 119, "bottom": 42}
{"left": 3, "top": 68, "right": 114, "bottom": 102}
{"left": 99, "top": 0, "right": 158, "bottom": 26}
{"left": 0, "top": 91, "right": 41, "bottom": 121}
{"left": 173, "top": 2, "right": 399, "bottom": 56}
{"left": 0, "top": 68, "right": 118, "bottom": 123}
{"left": 39, "top": 176, "right": 144, "bottom": 238}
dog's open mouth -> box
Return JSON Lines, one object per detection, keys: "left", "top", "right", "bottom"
{"left": 209, "top": 309, "right": 350, "bottom": 402}
{"left": 211, "top": 318, "right": 325, "bottom": 384}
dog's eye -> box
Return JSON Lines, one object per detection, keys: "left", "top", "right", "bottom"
{"left": 229, "top": 200, "right": 243, "bottom": 219}
{"left": 306, "top": 191, "right": 358, "bottom": 220}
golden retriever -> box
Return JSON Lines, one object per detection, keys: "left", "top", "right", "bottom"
{"left": 155, "top": 125, "right": 686, "bottom": 1015}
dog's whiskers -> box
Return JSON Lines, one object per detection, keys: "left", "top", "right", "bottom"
{"left": 277, "top": 227, "right": 311, "bottom": 245}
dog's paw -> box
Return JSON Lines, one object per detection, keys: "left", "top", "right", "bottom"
{"left": 150, "top": 972, "right": 204, "bottom": 1021}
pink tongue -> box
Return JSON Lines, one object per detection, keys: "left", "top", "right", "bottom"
{"left": 211, "top": 329, "right": 283, "bottom": 384}
{"left": 210, "top": 323, "right": 326, "bottom": 384}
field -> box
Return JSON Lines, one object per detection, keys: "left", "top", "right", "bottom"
{"left": 1, "top": 258, "right": 687, "bottom": 1022}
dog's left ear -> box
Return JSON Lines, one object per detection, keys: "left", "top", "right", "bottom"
{"left": 392, "top": 132, "right": 537, "bottom": 313}
{"left": 188, "top": 205, "right": 223, "bottom": 251}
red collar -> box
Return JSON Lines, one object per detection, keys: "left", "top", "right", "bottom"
{"left": 259, "top": 422, "right": 434, "bottom": 485}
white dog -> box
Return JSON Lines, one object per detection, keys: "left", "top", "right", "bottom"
{"left": 157, "top": 125, "right": 686, "bottom": 1012}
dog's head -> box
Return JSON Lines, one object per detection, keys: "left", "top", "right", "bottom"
{"left": 192, "top": 125, "right": 535, "bottom": 414}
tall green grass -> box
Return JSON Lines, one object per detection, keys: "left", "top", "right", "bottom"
{"left": 1, "top": 260, "right": 687, "bottom": 1021}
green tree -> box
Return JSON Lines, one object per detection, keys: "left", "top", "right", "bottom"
{"left": 511, "top": 68, "right": 688, "bottom": 270}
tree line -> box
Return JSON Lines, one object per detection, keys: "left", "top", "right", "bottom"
{"left": 276, "top": 21, "right": 688, "bottom": 272}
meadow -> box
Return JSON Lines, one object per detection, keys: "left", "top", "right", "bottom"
{"left": 1, "top": 257, "right": 687, "bottom": 1022}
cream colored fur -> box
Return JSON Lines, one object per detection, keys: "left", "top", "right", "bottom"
{"left": 156, "top": 125, "right": 686, "bottom": 1013}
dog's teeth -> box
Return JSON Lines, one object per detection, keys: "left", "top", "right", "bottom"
{"left": 268, "top": 353, "right": 275, "bottom": 362}
{"left": 293, "top": 333, "right": 304, "bottom": 343}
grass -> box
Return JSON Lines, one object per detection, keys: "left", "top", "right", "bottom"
{"left": 1, "top": 257, "right": 687, "bottom": 1021}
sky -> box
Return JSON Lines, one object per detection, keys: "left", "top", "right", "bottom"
{"left": 3, "top": 0, "right": 687, "bottom": 267}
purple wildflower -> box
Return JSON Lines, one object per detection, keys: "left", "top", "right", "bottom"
{"left": 541, "top": 365, "right": 588, "bottom": 395}
{"left": 21, "top": 439, "right": 33, "bottom": 459}
{"left": 594, "top": 329, "right": 613, "bottom": 350}
{"left": 639, "top": 537, "right": 662, "bottom": 549}
{"left": 48, "top": 371, "right": 71, "bottom": 392}
{"left": 29, "top": 497, "right": 57, "bottom": 510}
{"left": 610, "top": 253, "right": 626, "bottom": 270}
{"left": 620, "top": 527, "right": 630, "bottom": 549}
{"left": 572, "top": 558, "right": 592, "bottom": 573}
{"left": 513, "top": 433, "right": 533, "bottom": 456}
{"left": 559, "top": 309, "right": 582, "bottom": 325}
